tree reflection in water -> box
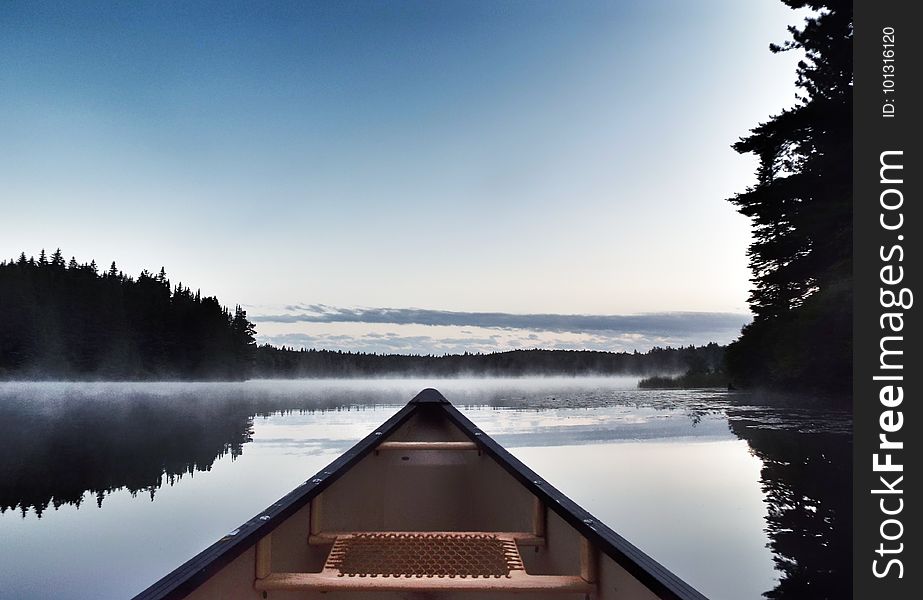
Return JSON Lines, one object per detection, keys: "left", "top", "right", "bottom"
{"left": 0, "top": 384, "right": 386, "bottom": 518}
{"left": 0, "top": 394, "right": 254, "bottom": 516}
{"left": 728, "top": 406, "right": 851, "bottom": 600}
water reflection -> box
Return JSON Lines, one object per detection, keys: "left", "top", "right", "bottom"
{"left": 0, "top": 381, "right": 409, "bottom": 517}
{"left": 0, "top": 380, "right": 850, "bottom": 600}
{"left": 0, "top": 392, "right": 252, "bottom": 516}
{"left": 728, "top": 405, "right": 851, "bottom": 599}
{"left": 0, "top": 378, "right": 644, "bottom": 516}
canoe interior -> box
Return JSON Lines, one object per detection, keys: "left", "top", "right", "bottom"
{"left": 135, "top": 390, "right": 707, "bottom": 600}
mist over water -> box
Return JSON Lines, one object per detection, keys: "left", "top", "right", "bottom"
{"left": 0, "top": 375, "right": 638, "bottom": 402}
{"left": 0, "top": 378, "right": 849, "bottom": 600}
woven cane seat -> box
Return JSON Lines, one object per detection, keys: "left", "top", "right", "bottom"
{"left": 325, "top": 532, "right": 524, "bottom": 578}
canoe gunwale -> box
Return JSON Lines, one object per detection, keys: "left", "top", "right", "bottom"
{"left": 132, "top": 388, "right": 709, "bottom": 600}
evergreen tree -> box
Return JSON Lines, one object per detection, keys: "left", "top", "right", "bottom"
{"left": 231, "top": 305, "right": 257, "bottom": 374}
{"left": 726, "top": 0, "right": 852, "bottom": 395}
{"left": 51, "top": 248, "right": 65, "bottom": 269}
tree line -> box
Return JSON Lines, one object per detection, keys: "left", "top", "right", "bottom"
{"left": 0, "top": 250, "right": 256, "bottom": 379}
{"left": 0, "top": 249, "right": 724, "bottom": 380}
{"left": 253, "top": 343, "right": 725, "bottom": 379}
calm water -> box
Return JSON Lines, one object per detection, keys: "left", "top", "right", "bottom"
{"left": 0, "top": 378, "right": 851, "bottom": 600}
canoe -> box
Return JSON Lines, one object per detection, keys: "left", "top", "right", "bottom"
{"left": 134, "top": 389, "right": 707, "bottom": 600}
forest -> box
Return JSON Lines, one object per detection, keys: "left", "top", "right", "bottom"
{"left": 253, "top": 344, "right": 725, "bottom": 379}
{"left": 0, "top": 250, "right": 723, "bottom": 380}
{"left": 0, "top": 251, "right": 256, "bottom": 380}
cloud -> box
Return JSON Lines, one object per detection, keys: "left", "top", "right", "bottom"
{"left": 257, "top": 325, "right": 739, "bottom": 356}
{"left": 261, "top": 332, "right": 509, "bottom": 355}
{"left": 251, "top": 304, "right": 750, "bottom": 337}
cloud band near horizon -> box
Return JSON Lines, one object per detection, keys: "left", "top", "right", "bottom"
{"left": 250, "top": 305, "right": 751, "bottom": 338}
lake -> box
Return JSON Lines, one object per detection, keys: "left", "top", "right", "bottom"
{"left": 0, "top": 378, "right": 851, "bottom": 599}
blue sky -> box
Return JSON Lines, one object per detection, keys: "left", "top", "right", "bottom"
{"left": 1, "top": 1, "right": 807, "bottom": 354}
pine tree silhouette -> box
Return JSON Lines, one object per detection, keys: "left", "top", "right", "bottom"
{"left": 725, "top": 0, "right": 852, "bottom": 395}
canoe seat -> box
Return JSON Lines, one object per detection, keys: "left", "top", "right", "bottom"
{"left": 326, "top": 532, "right": 523, "bottom": 578}
{"left": 254, "top": 531, "right": 594, "bottom": 593}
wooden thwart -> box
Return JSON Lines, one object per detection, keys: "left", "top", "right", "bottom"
{"left": 255, "top": 571, "right": 593, "bottom": 593}
{"left": 376, "top": 441, "right": 479, "bottom": 451}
